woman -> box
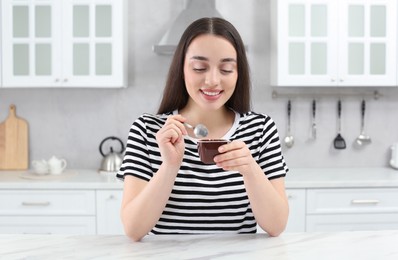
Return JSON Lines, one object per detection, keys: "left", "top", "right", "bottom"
{"left": 117, "top": 17, "right": 289, "bottom": 242}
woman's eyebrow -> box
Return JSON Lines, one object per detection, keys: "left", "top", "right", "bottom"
{"left": 190, "top": 56, "right": 237, "bottom": 63}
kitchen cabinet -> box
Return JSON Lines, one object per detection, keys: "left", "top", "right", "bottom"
{"left": 306, "top": 188, "right": 398, "bottom": 231}
{"left": 1, "top": 0, "right": 126, "bottom": 88}
{"left": 0, "top": 190, "right": 96, "bottom": 234}
{"left": 96, "top": 189, "right": 124, "bottom": 235}
{"left": 271, "top": 0, "right": 397, "bottom": 87}
{"left": 258, "top": 188, "right": 306, "bottom": 233}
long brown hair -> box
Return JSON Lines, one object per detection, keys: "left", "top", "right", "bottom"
{"left": 157, "top": 17, "right": 251, "bottom": 114}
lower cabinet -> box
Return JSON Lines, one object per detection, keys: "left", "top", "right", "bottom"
{"left": 285, "top": 189, "right": 306, "bottom": 232}
{"left": 96, "top": 190, "right": 124, "bottom": 235}
{"left": 0, "top": 190, "right": 96, "bottom": 234}
{"left": 306, "top": 188, "right": 398, "bottom": 232}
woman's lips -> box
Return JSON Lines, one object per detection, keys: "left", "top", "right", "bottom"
{"left": 200, "top": 89, "right": 222, "bottom": 100}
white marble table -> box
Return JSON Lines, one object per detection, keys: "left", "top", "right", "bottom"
{"left": 1, "top": 230, "right": 397, "bottom": 260}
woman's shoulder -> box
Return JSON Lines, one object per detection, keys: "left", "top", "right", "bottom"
{"left": 239, "top": 111, "right": 275, "bottom": 124}
{"left": 130, "top": 112, "right": 172, "bottom": 130}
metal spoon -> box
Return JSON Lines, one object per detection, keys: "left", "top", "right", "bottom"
{"left": 356, "top": 99, "right": 371, "bottom": 146}
{"left": 184, "top": 122, "right": 209, "bottom": 138}
{"left": 284, "top": 100, "right": 294, "bottom": 148}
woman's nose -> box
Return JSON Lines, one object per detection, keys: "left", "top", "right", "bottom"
{"left": 205, "top": 69, "right": 220, "bottom": 86}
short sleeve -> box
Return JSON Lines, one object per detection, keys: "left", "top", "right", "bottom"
{"left": 257, "top": 116, "right": 289, "bottom": 180}
{"left": 116, "top": 116, "right": 154, "bottom": 182}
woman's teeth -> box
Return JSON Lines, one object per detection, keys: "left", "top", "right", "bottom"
{"left": 202, "top": 90, "right": 221, "bottom": 96}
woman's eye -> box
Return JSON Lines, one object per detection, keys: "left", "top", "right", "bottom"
{"left": 193, "top": 68, "right": 206, "bottom": 72}
{"left": 221, "top": 69, "right": 233, "bottom": 74}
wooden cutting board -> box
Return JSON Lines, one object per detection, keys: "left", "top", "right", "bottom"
{"left": 0, "top": 105, "right": 29, "bottom": 170}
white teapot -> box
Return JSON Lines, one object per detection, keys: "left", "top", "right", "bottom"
{"left": 390, "top": 143, "right": 398, "bottom": 169}
{"left": 47, "top": 156, "right": 67, "bottom": 175}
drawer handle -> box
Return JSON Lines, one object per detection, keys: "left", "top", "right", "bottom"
{"left": 22, "top": 201, "right": 51, "bottom": 207}
{"left": 351, "top": 199, "right": 380, "bottom": 205}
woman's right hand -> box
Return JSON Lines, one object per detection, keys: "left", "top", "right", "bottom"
{"left": 156, "top": 115, "right": 187, "bottom": 167}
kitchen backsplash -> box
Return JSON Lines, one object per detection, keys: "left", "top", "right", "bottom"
{"left": 1, "top": 0, "right": 398, "bottom": 169}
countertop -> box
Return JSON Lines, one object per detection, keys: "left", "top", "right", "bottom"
{"left": 0, "top": 167, "right": 398, "bottom": 189}
{"left": 0, "top": 230, "right": 397, "bottom": 259}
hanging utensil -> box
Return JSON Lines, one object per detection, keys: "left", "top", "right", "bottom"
{"left": 284, "top": 100, "right": 294, "bottom": 148}
{"left": 333, "top": 99, "right": 346, "bottom": 149}
{"left": 355, "top": 99, "right": 371, "bottom": 146}
{"left": 310, "top": 99, "right": 317, "bottom": 140}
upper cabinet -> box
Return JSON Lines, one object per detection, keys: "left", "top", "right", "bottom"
{"left": 271, "top": 0, "right": 397, "bottom": 87}
{"left": 1, "top": 0, "right": 127, "bottom": 88}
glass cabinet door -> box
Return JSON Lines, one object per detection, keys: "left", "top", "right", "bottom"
{"left": 275, "top": 0, "right": 338, "bottom": 86}
{"left": 338, "top": 0, "right": 396, "bottom": 86}
{"left": 62, "top": 0, "right": 124, "bottom": 87}
{"left": 1, "top": 0, "right": 61, "bottom": 87}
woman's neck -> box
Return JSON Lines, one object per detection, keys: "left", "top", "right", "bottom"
{"left": 179, "top": 106, "right": 235, "bottom": 139}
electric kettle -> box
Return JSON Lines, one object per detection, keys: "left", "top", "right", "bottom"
{"left": 99, "top": 136, "right": 124, "bottom": 172}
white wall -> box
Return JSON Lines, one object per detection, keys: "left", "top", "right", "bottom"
{"left": 1, "top": 0, "right": 398, "bottom": 170}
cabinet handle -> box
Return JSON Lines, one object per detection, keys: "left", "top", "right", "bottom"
{"left": 287, "top": 194, "right": 294, "bottom": 199}
{"left": 331, "top": 78, "right": 335, "bottom": 82}
{"left": 351, "top": 199, "right": 379, "bottom": 205}
{"left": 21, "top": 201, "right": 51, "bottom": 206}
{"left": 339, "top": 79, "right": 344, "bottom": 82}
{"left": 108, "top": 195, "right": 116, "bottom": 200}
{"left": 63, "top": 78, "right": 68, "bottom": 82}
{"left": 55, "top": 78, "right": 60, "bottom": 82}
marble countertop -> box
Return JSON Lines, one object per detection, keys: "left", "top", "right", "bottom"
{"left": 0, "top": 167, "right": 398, "bottom": 189}
{"left": 0, "top": 230, "right": 397, "bottom": 259}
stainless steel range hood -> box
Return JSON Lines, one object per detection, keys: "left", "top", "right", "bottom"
{"left": 153, "top": 0, "right": 222, "bottom": 55}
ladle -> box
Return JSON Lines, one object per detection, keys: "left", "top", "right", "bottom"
{"left": 284, "top": 100, "right": 294, "bottom": 148}
{"left": 184, "top": 122, "right": 209, "bottom": 138}
{"left": 356, "top": 99, "right": 371, "bottom": 146}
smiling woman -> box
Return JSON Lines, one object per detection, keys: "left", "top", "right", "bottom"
{"left": 116, "top": 17, "right": 289, "bottom": 242}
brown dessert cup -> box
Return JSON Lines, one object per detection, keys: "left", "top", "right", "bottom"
{"left": 197, "top": 139, "right": 229, "bottom": 164}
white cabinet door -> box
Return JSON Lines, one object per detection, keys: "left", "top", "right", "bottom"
{"left": 271, "top": 0, "right": 396, "bottom": 87}
{"left": 1, "top": 1, "right": 61, "bottom": 87}
{"left": 272, "top": 0, "right": 338, "bottom": 86}
{"left": 62, "top": 1, "right": 125, "bottom": 87}
{"left": 96, "top": 190, "right": 124, "bottom": 235}
{"left": 258, "top": 188, "right": 306, "bottom": 233}
{"left": 1, "top": 0, "right": 126, "bottom": 88}
{"left": 338, "top": 0, "right": 396, "bottom": 86}
{"left": 285, "top": 189, "right": 306, "bottom": 232}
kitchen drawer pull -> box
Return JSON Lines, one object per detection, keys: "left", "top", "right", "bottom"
{"left": 351, "top": 199, "right": 380, "bottom": 205}
{"left": 21, "top": 201, "right": 51, "bottom": 207}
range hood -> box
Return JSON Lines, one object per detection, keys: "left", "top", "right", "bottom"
{"left": 153, "top": 0, "right": 222, "bottom": 55}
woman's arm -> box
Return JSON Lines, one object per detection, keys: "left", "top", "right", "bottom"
{"left": 120, "top": 115, "right": 187, "bottom": 241}
{"left": 120, "top": 163, "right": 180, "bottom": 242}
{"left": 214, "top": 140, "right": 289, "bottom": 236}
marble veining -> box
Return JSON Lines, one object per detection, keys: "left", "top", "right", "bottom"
{"left": 0, "top": 231, "right": 397, "bottom": 259}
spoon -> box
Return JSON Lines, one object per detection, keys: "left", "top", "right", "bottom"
{"left": 356, "top": 99, "right": 371, "bottom": 146}
{"left": 284, "top": 100, "right": 294, "bottom": 148}
{"left": 184, "top": 122, "right": 209, "bottom": 138}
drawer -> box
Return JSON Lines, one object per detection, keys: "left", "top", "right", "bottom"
{"left": 0, "top": 190, "right": 95, "bottom": 215}
{"left": 307, "top": 188, "right": 398, "bottom": 214}
{"left": 307, "top": 214, "right": 398, "bottom": 232}
{"left": 0, "top": 216, "right": 96, "bottom": 234}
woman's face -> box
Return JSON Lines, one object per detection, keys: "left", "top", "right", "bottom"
{"left": 183, "top": 34, "right": 238, "bottom": 112}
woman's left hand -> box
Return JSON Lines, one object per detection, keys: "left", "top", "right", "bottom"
{"left": 213, "top": 140, "right": 259, "bottom": 175}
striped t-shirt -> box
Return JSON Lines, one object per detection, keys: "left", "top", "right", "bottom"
{"left": 116, "top": 110, "right": 288, "bottom": 234}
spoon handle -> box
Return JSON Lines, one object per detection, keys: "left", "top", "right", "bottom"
{"left": 183, "top": 122, "right": 194, "bottom": 129}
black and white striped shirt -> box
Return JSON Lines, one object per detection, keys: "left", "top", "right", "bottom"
{"left": 117, "top": 110, "right": 288, "bottom": 234}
